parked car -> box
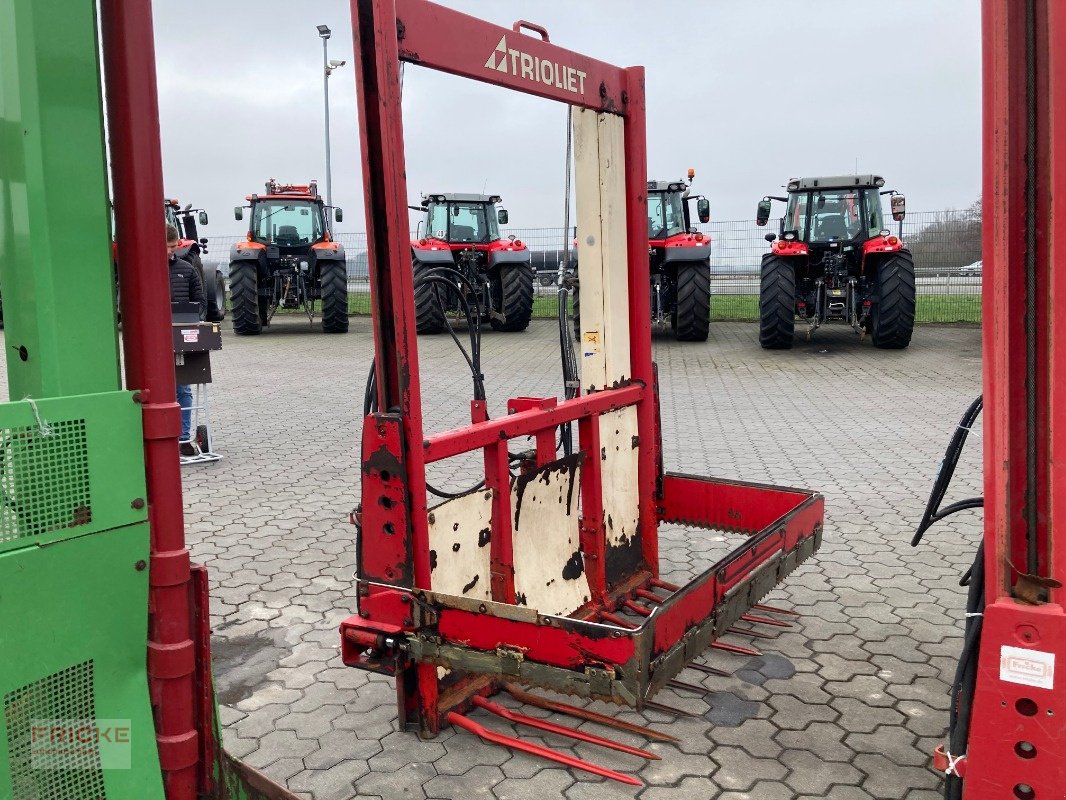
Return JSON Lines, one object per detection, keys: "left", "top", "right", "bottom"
{"left": 959, "top": 260, "right": 982, "bottom": 276}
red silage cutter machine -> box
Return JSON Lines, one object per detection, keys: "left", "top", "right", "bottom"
{"left": 340, "top": 0, "right": 823, "bottom": 782}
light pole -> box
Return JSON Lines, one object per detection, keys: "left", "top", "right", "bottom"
{"left": 316, "top": 24, "right": 346, "bottom": 216}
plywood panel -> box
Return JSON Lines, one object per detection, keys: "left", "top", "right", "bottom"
{"left": 599, "top": 407, "right": 640, "bottom": 561}
{"left": 511, "top": 457, "right": 590, "bottom": 616}
{"left": 427, "top": 490, "right": 493, "bottom": 600}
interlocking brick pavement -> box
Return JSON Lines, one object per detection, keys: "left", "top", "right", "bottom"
{"left": 171, "top": 316, "right": 983, "bottom": 798}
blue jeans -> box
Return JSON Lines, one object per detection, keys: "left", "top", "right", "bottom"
{"left": 176, "top": 384, "right": 192, "bottom": 440}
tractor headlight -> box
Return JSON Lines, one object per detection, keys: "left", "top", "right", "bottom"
{"left": 783, "top": 232, "right": 796, "bottom": 241}
{"left": 874, "top": 177, "right": 886, "bottom": 187}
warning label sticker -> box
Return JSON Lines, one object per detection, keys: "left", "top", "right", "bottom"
{"left": 1000, "top": 646, "right": 1055, "bottom": 690}
{"left": 182, "top": 329, "right": 199, "bottom": 343}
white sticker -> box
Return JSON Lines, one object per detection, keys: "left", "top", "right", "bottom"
{"left": 1000, "top": 646, "right": 1055, "bottom": 690}
{"left": 183, "top": 333, "right": 198, "bottom": 343}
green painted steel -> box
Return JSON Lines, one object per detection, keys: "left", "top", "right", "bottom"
{"left": 0, "top": 524, "right": 164, "bottom": 800}
{"left": 0, "top": 0, "right": 121, "bottom": 400}
{"left": 0, "top": 392, "right": 148, "bottom": 555}
{"left": 0, "top": 1, "right": 166, "bottom": 798}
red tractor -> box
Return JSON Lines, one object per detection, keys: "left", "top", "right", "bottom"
{"left": 164, "top": 198, "right": 225, "bottom": 322}
{"left": 755, "top": 175, "right": 913, "bottom": 349}
{"left": 410, "top": 193, "right": 534, "bottom": 333}
{"left": 572, "top": 169, "right": 712, "bottom": 341}
{"left": 229, "top": 179, "right": 348, "bottom": 335}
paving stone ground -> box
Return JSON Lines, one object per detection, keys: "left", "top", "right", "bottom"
{"left": 179, "top": 315, "right": 983, "bottom": 800}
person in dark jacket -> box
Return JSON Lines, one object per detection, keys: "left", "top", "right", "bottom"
{"left": 167, "top": 224, "right": 205, "bottom": 456}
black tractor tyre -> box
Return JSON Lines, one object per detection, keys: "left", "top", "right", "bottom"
{"left": 205, "top": 269, "right": 226, "bottom": 322}
{"left": 413, "top": 260, "right": 448, "bottom": 334}
{"left": 758, "top": 254, "right": 797, "bottom": 349}
{"left": 489, "top": 265, "right": 534, "bottom": 332}
{"left": 672, "top": 262, "right": 711, "bottom": 342}
{"left": 320, "top": 261, "right": 349, "bottom": 333}
{"left": 870, "top": 250, "right": 917, "bottom": 349}
{"left": 229, "top": 261, "right": 262, "bottom": 335}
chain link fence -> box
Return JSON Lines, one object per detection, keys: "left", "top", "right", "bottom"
{"left": 204, "top": 208, "right": 981, "bottom": 323}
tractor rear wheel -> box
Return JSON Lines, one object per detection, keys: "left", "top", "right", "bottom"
{"left": 229, "top": 262, "right": 261, "bottom": 335}
{"left": 190, "top": 252, "right": 225, "bottom": 322}
{"left": 759, "top": 254, "right": 796, "bottom": 349}
{"left": 672, "top": 262, "right": 710, "bottom": 341}
{"left": 413, "top": 260, "right": 448, "bottom": 334}
{"left": 870, "top": 250, "right": 916, "bottom": 349}
{"left": 320, "top": 261, "right": 349, "bottom": 333}
{"left": 490, "top": 265, "right": 534, "bottom": 332}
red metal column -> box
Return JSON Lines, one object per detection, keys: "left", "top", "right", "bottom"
{"left": 100, "top": 2, "right": 198, "bottom": 797}
{"left": 963, "top": 0, "right": 1066, "bottom": 794}
{"left": 622, "top": 66, "right": 658, "bottom": 572}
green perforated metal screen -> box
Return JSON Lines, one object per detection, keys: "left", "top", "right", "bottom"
{"left": 3, "top": 661, "right": 106, "bottom": 800}
{"left": 0, "top": 419, "right": 91, "bottom": 543}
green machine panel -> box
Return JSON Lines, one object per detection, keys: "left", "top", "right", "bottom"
{"left": 0, "top": 392, "right": 164, "bottom": 800}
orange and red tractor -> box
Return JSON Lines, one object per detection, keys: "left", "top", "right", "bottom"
{"left": 229, "top": 179, "right": 348, "bottom": 334}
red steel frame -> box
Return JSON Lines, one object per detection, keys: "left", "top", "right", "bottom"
{"left": 959, "top": 0, "right": 1066, "bottom": 794}
{"left": 343, "top": 0, "right": 822, "bottom": 737}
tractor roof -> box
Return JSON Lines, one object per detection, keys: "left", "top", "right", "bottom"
{"left": 787, "top": 175, "right": 886, "bottom": 191}
{"left": 647, "top": 179, "right": 688, "bottom": 193}
{"left": 421, "top": 193, "right": 502, "bottom": 205}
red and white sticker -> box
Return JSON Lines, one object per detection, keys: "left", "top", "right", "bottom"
{"left": 1000, "top": 646, "right": 1055, "bottom": 690}
{"left": 181, "top": 329, "right": 199, "bottom": 343}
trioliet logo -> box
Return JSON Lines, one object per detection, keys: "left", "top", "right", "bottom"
{"left": 484, "top": 36, "right": 587, "bottom": 96}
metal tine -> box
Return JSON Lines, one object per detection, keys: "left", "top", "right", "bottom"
{"left": 684, "top": 662, "right": 731, "bottom": 678}
{"left": 503, "top": 684, "right": 679, "bottom": 743}
{"left": 712, "top": 641, "right": 762, "bottom": 657}
{"left": 643, "top": 700, "right": 701, "bottom": 718}
{"left": 667, "top": 679, "right": 709, "bottom": 695}
{"left": 753, "top": 602, "right": 801, "bottom": 617}
{"left": 599, "top": 611, "right": 638, "bottom": 629}
{"left": 471, "top": 696, "right": 659, "bottom": 760}
{"left": 741, "top": 613, "right": 793, "bottom": 628}
{"left": 650, "top": 578, "right": 680, "bottom": 592}
{"left": 623, "top": 599, "right": 653, "bottom": 617}
{"left": 635, "top": 588, "right": 665, "bottom": 605}
{"left": 448, "top": 711, "right": 642, "bottom": 786}
{"left": 727, "top": 625, "right": 779, "bottom": 640}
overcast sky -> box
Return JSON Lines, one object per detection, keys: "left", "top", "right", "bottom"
{"left": 152, "top": 1, "right": 981, "bottom": 237}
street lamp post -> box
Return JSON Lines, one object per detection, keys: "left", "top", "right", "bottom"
{"left": 316, "top": 24, "right": 345, "bottom": 217}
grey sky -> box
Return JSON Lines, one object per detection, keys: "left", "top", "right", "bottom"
{"left": 152, "top": 1, "right": 981, "bottom": 238}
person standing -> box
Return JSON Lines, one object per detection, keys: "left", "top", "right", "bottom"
{"left": 166, "top": 224, "right": 205, "bottom": 456}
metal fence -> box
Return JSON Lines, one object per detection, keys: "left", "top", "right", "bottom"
{"left": 203, "top": 209, "right": 982, "bottom": 323}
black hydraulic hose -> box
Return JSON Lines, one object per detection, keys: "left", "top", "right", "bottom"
{"left": 912, "top": 396, "right": 984, "bottom": 546}
{"left": 944, "top": 541, "right": 985, "bottom": 800}
{"left": 557, "top": 285, "right": 579, "bottom": 456}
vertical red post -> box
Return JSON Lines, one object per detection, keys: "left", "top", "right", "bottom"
{"left": 622, "top": 66, "right": 658, "bottom": 572}
{"left": 963, "top": 0, "right": 1066, "bottom": 794}
{"left": 99, "top": 0, "right": 198, "bottom": 797}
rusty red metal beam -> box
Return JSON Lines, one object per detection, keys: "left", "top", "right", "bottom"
{"left": 423, "top": 384, "right": 644, "bottom": 462}
{"left": 503, "top": 684, "right": 678, "bottom": 743}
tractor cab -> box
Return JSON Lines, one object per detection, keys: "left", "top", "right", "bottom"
{"left": 416, "top": 193, "right": 510, "bottom": 248}
{"left": 241, "top": 180, "right": 334, "bottom": 252}
{"left": 646, "top": 172, "right": 711, "bottom": 247}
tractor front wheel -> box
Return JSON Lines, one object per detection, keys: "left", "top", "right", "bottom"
{"left": 672, "top": 262, "right": 711, "bottom": 342}
{"left": 229, "top": 261, "right": 262, "bottom": 335}
{"left": 759, "top": 254, "right": 797, "bottom": 349}
{"left": 320, "top": 261, "right": 349, "bottom": 333}
{"left": 870, "top": 250, "right": 916, "bottom": 349}
{"left": 413, "top": 260, "right": 448, "bottom": 334}
{"left": 489, "top": 265, "right": 534, "bottom": 332}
